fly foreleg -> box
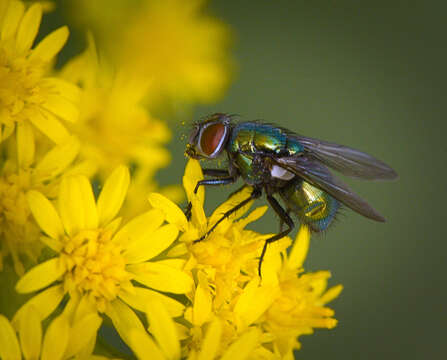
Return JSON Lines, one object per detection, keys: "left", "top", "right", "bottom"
{"left": 259, "top": 195, "right": 295, "bottom": 277}
{"left": 185, "top": 169, "right": 236, "bottom": 220}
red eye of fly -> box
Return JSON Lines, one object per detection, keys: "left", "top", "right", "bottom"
{"left": 200, "top": 123, "right": 226, "bottom": 156}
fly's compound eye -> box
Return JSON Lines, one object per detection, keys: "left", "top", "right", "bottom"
{"left": 198, "top": 122, "right": 228, "bottom": 158}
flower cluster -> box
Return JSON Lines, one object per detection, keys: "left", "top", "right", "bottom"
{"left": 149, "top": 160, "right": 343, "bottom": 358}
{"left": 0, "top": 1, "right": 341, "bottom": 359}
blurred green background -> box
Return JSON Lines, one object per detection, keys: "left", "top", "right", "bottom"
{"left": 167, "top": 1, "right": 446, "bottom": 359}
{"left": 47, "top": 0, "right": 445, "bottom": 358}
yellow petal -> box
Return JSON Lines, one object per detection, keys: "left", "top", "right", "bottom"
{"left": 106, "top": 299, "right": 146, "bottom": 345}
{"left": 123, "top": 224, "right": 178, "bottom": 263}
{"left": 64, "top": 313, "right": 102, "bottom": 358}
{"left": 40, "top": 78, "right": 81, "bottom": 103}
{"left": 72, "top": 295, "right": 96, "bottom": 322}
{"left": 220, "top": 328, "right": 260, "bottom": 360}
{"left": 41, "top": 94, "right": 79, "bottom": 123}
{"left": 197, "top": 318, "right": 222, "bottom": 360}
{"left": 0, "top": 122, "right": 15, "bottom": 142}
{"left": 182, "top": 159, "right": 207, "bottom": 228}
{"left": 59, "top": 175, "right": 98, "bottom": 236}
{"left": 320, "top": 284, "right": 343, "bottom": 305}
{"left": 234, "top": 278, "right": 278, "bottom": 330}
{"left": 104, "top": 216, "right": 122, "bottom": 236}
{"left": 0, "top": 314, "right": 20, "bottom": 360}
{"left": 97, "top": 166, "right": 129, "bottom": 227}
{"left": 127, "top": 329, "right": 165, "bottom": 360}
{"left": 209, "top": 186, "right": 254, "bottom": 232}
{"left": 112, "top": 208, "right": 164, "bottom": 247}
{"left": 187, "top": 350, "right": 198, "bottom": 360}
{"left": 190, "top": 191, "right": 207, "bottom": 230}
{"left": 308, "top": 271, "right": 331, "bottom": 296}
{"left": 16, "top": 3, "right": 42, "bottom": 53}
{"left": 235, "top": 206, "right": 268, "bottom": 230}
{"left": 148, "top": 193, "right": 188, "bottom": 232}
{"left": 146, "top": 299, "right": 180, "bottom": 360}
{"left": 15, "top": 258, "right": 65, "bottom": 293}
{"left": 13, "top": 285, "right": 65, "bottom": 326}
{"left": 183, "top": 159, "right": 204, "bottom": 206}
{"left": 64, "top": 160, "right": 97, "bottom": 179}
{"left": 17, "top": 121, "right": 34, "bottom": 168}
{"left": 32, "top": 136, "right": 80, "bottom": 183}
{"left": 259, "top": 246, "right": 281, "bottom": 286}
{"left": 192, "top": 272, "right": 212, "bottom": 326}
{"left": 1, "top": 0, "right": 24, "bottom": 40}
{"left": 39, "top": 236, "right": 63, "bottom": 253}
{"left": 287, "top": 225, "right": 310, "bottom": 270}
{"left": 73, "top": 335, "right": 96, "bottom": 359}
{"left": 27, "top": 190, "right": 64, "bottom": 240}
{"left": 119, "top": 286, "right": 185, "bottom": 318}
{"left": 18, "top": 305, "right": 42, "bottom": 360}
{"left": 128, "top": 261, "right": 193, "bottom": 294}
{"left": 28, "top": 109, "right": 69, "bottom": 144}
{"left": 41, "top": 315, "right": 69, "bottom": 360}
{"left": 166, "top": 242, "right": 188, "bottom": 257}
{"left": 30, "top": 25, "right": 68, "bottom": 61}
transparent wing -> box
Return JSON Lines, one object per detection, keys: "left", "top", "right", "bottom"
{"left": 275, "top": 156, "right": 386, "bottom": 222}
{"left": 288, "top": 133, "right": 398, "bottom": 180}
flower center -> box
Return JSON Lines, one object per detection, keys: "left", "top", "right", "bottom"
{"left": 61, "top": 229, "right": 132, "bottom": 312}
{"left": 0, "top": 169, "right": 41, "bottom": 274}
{"left": 0, "top": 170, "right": 32, "bottom": 228}
{"left": 0, "top": 48, "right": 46, "bottom": 126}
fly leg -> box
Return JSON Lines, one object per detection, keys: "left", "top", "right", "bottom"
{"left": 258, "top": 195, "right": 294, "bottom": 277}
{"left": 194, "top": 187, "right": 262, "bottom": 242}
{"left": 185, "top": 169, "right": 236, "bottom": 220}
{"left": 279, "top": 208, "right": 291, "bottom": 232}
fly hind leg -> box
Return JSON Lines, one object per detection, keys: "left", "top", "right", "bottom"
{"left": 258, "top": 195, "right": 295, "bottom": 278}
{"left": 279, "top": 208, "right": 292, "bottom": 232}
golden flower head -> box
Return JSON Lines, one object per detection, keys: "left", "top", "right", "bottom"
{"left": 66, "top": 0, "right": 234, "bottom": 106}
{"left": 0, "top": 307, "right": 102, "bottom": 360}
{"left": 14, "top": 166, "right": 192, "bottom": 356}
{"left": 60, "top": 34, "right": 180, "bottom": 217}
{"left": 0, "top": 1, "right": 80, "bottom": 146}
{"left": 0, "top": 136, "right": 81, "bottom": 274}
{"left": 148, "top": 159, "right": 343, "bottom": 358}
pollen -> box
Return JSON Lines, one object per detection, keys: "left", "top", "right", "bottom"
{"left": 60, "top": 228, "right": 132, "bottom": 312}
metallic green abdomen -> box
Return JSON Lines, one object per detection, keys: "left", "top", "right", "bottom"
{"left": 279, "top": 179, "right": 340, "bottom": 232}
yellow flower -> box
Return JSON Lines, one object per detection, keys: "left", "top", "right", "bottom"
{"left": 0, "top": 1, "right": 80, "bottom": 145}
{"left": 14, "top": 166, "right": 192, "bottom": 356}
{"left": 66, "top": 0, "right": 233, "bottom": 105}
{"left": 1, "top": 302, "right": 178, "bottom": 359}
{"left": 0, "top": 136, "right": 81, "bottom": 274}
{"left": 0, "top": 307, "right": 102, "bottom": 359}
{"left": 60, "top": 34, "right": 179, "bottom": 217}
{"left": 149, "top": 159, "right": 342, "bottom": 357}
{"left": 186, "top": 318, "right": 261, "bottom": 360}
{"left": 236, "top": 226, "right": 344, "bottom": 358}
